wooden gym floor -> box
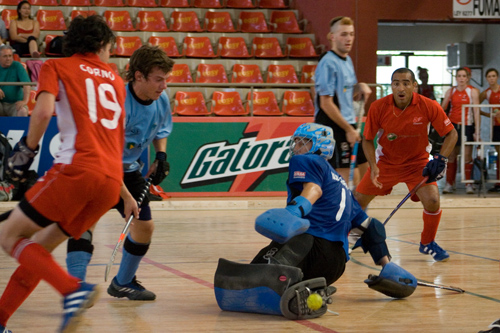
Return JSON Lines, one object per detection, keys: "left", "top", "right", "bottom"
{"left": 0, "top": 192, "right": 499, "bottom": 332}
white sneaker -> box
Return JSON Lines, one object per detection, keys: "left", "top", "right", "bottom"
{"left": 466, "top": 184, "right": 474, "bottom": 194}
{"left": 443, "top": 183, "right": 453, "bottom": 194}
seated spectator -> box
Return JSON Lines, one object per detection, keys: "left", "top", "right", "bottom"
{"left": 9, "top": 1, "right": 41, "bottom": 58}
{"left": 0, "top": 45, "right": 31, "bottom": 116}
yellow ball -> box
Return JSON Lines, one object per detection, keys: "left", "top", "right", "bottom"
{"left": 306, "top": 293, "right": 323, "bottom": 311}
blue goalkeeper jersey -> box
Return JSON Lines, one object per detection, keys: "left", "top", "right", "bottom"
{"left": 122, "top": 83, "right": 173, "bottom": 173}
{"left": 288, "top": 153, "right": 367, "bottom": 259}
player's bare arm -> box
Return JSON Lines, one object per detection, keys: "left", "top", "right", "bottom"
{"left": 299, "top": 182, "right": 323, "bottom": 205}
{"left": 439, "top": 128, "right": 458, "bottom": 157}
{"left": 353, "top": 82, "right": 372, "bottom": 101}
{"left": 319, "top": 95, "right": 359, "bottom": 146}
{"left": 120, "top": 181, "right": 139, "bottom": 220}
{"left": 362, "top": 138, "right": 382, "bottom": 188}
{"left": 26, "top": 92, "right": 55, "bottom": 149}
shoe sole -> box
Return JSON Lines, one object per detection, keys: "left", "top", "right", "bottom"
{"left": 61, "top": 286, "right": 100, "bottom": 333}
{"left": 107, "top": 285, "right": 156, "bottom": 301}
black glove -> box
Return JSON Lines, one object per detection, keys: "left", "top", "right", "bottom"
{"left": 151, "top": 151, "right": 169, "bottom": 185}
{"left": 422, "top": 153, "right": 447, "bottom": 183}
{"left": 7, "top": 137, "right": 39, "bottom": 182}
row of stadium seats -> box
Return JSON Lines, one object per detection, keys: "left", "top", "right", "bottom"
{"left": 101, "top": 35, "right": 319, "bottom": 58}
{"left": 171, "top": 89, "right": 314, "bottom": 116}
{"left": 2, "top": 9, "right": 304, "bottom": 33}
{"left": 0, "top": 0, "right": 288, "bottom": 8}
{"left": 164, "top": 63, "right": 316, "bottom": 83}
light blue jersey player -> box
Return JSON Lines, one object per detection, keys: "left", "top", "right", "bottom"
{"left": 214, "top": 123, "right": 417, "bottom": 320}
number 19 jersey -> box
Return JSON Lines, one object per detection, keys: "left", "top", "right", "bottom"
{"left": 37, "top": 53, "right": 126, "bottom": 182}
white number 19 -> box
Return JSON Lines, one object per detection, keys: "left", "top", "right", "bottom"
{"left": 85, "top": 78, "right": 122, "bottom": 130}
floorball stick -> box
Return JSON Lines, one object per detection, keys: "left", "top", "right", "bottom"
{"left": 348, "top": 99, "right": 366, "bottom": 190}
{"left": 417, "top": 281, "right": 465, "bottom": 293}
{"left": 104, "top": 177, "right": 152, "bottom": 282}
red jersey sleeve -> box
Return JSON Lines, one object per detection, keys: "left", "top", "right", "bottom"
{"left": 427, "top": 99, "right": 454, "bottom": 137}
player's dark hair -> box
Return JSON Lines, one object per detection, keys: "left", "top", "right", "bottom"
{"left": 391, "top": 68, "right": 416, "bottom": 82}
{"left": 485, "top": 68, "right": 499, "bottom": 77}
{"left": 125, "top": 45, "right": 175, "bottom": 82}
{"left": 63, "top": 15, "right": 115, "bottom": 57}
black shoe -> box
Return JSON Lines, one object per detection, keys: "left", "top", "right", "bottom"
{"left": 488, "top": 185, "right": 500, "bottom": 193}
{"left": 108, "top": 276, "right": 156, "bottom": 300}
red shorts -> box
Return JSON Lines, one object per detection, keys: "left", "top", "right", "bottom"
{"left": 24, "top": 163, "right": 121, "bottom": 238}
{"left": 356, "top": 160, "right": 436, "bottom": 202}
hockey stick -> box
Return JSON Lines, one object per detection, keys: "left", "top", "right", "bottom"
{"left": 382, "top": 175, "right": 429, "bottom": 226}
{"left": 0, "top": 209, "right": 11, "bottom": 222}
{"left": 104, "top": 177, "right": 152, "bottom": 282}
{"left": 352, "top": 176, "right": 429, "bottom": 250}
{"left": 417, "top": 281, "right": 465, "bottom": 293}
{"left": 348, "top": 99, "right": 366, "bottom": 190}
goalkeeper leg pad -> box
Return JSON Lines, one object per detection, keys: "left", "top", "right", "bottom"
{"left": 360, "top": 218, "right": 391, "bottom": 264}
{"left": 214, "top": 258, "right": 303, "bottom": 316}
{"left": 364, "top": 262, "right": 417, "bottom": 298}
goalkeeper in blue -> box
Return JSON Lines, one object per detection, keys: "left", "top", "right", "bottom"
{"left": 214, "top": 123, "right": 418, "bottom": 320}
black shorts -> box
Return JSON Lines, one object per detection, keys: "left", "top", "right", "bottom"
{"left": 114, "top": 170, "right": 152, "bottom": 221}
{"left": 453, "top": 123, "right": 474, "bottom": 146}
{"left": 251, "top": 236, "right": 346, "bottom": 286}
{"left": 315, "top": 111, "right": 367, "bottom": 169}
{"left": 494, "top": 126, "right": 500, "bottom": 142}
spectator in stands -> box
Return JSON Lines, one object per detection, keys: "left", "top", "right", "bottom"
{"left": 9, "top": 0, "right": 41, "bottom": 58}
{"left": 0, "top": 45, "right": 30, "bottom": 117}
{"left": 314, "top": 16, "right": 371, "bottom": 187}
{"left": 0, "top": 20, "right": 7, "bottom": 45}
{"left": 417, "top": 66, "right": 436, "bottom": 100}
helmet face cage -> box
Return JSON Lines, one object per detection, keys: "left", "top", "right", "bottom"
{"left": 289, "top": 123, "right": 335, "bottom": 160}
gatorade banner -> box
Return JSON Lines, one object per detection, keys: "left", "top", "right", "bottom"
{"left": 164, "top": 117, "right": 312, "bottom": 197}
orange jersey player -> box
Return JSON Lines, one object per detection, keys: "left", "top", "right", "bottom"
{"left": 0, "top": 15, "right": 125, "bottom": 333}
{"left": 354, "top": 67, "right": 457, "bottom": 262}
{"left": 441, "top": 67, "right": 481, "bottom": 194}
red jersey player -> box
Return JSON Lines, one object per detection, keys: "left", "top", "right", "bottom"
{"left": 441, "top": 67, "right": 481, "bottom": 194}
{"left": 480, "top": 68, "right": 500, "bottom": 192}
{"left": 0, "top": 15, "right": 125, "bottom": 332}
{"left": 354, "top": 68, "right": 457, "bottom": 262}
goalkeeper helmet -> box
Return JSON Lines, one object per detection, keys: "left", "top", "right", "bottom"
{"left": 290, "top": 123, "right": 335, "bottom": 160}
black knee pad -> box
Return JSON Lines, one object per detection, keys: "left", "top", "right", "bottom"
{"left": 67, "top": 230, "right": 94, "bottom": 254}
{"left": 273, "top": 233, "right": 314, "bottom": 266}
{"left": 360, "top": 218, "right": 391, "bottom": 264}
{"left": 123, "top": 236, "right": 150, "bottom": 256}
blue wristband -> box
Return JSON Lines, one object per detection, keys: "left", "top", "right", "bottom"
{"left": 285, "top": 196, "right": 312, "bottom": 218}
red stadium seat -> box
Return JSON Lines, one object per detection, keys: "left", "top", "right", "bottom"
{"left": 61, "top": 0, "right": 91, "bottom": 5}
{"left": 148, "top": 36, "right": 182, "bottom": 57}
{"left": 266, "top": 64, "right": 298, "bottom": 84}
{"left": 231, "top": 64, "right": 263, "bottom": 83}
{"left": 174, "top": 91, "right": 211, "bottom": 116}
{"left": 286, "top": 37, "right": 318, "bottom": 58}
{"left": 238, "top": 11, "right": 269, "bottom": 32}
{"left": 2, "top": 9, "right": 17, "bottom": 29}
{"left": 211, "top": 91, "right": 248, "bottom": 116}
{"left": 253, "top": 37, "right": 284, "bottom": 58}
{"left": 282, "top": 90, "right": 314, "bottom": 116}
{"left": 104, "top": 11, "right": 136, "bottom": 31}
{"left": 159, "top": 0, "right": 189, "bottom": 6}
{"left": 30, "top": 0, "right": 58, "bottom": 5}
{"left": 167, "top": 64, "right": 193, "bottom": 83}
{"left": 205, "top": 11, "right": 235, "bottom": 32}
{"left": 44, "top": 34, "right": 64, "bottom": 57}
{"left": 108, "top": 62, "right": 120, "bottom": 76}
{"left": 196, "top": 64, "right": 228, "bottom": 83}
{"left": 37, "top": 10, "right": 67, "bottom": 31}
{"left": 94, "top": 0, "right": 124, "bottom": 6}
{"left": 170, "top": 11, "right": 203, "bottom": 32}
{"left": 137, "top": 11, "right": 168, "bottom": 32}
{"left": 0, "top": 0, "right": 19, "bottom": 4}
{"left": 70, "top": 10, "right": 97, "bottom": 20}
{"left": 258, "top": 0, "right": 286, "bottom": 8}
{"left": 300, "top": 64, "right": 317, "bottom": 83}
{"left": 247, "top": 91, "right": 282, "bottom": 116}
{"left": 193, "top": 0, "right": 222, "bottom": 7}
{"left": 226, "top": 0, "right": 255, "bottom": 7}
{"left": 183, "top": 36, "right": 216, "bottom": 58}
{"left": 126, "top": 0, "right": 157, "bottom": 6}
{"left": 218, "top": 37, "right": 251, "bottom": 58}
{"left": 270, "top": 11, "right": 301, "bottom": 33}
{"left": 114, "top": 36, "right": 142, "bottom": 57}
